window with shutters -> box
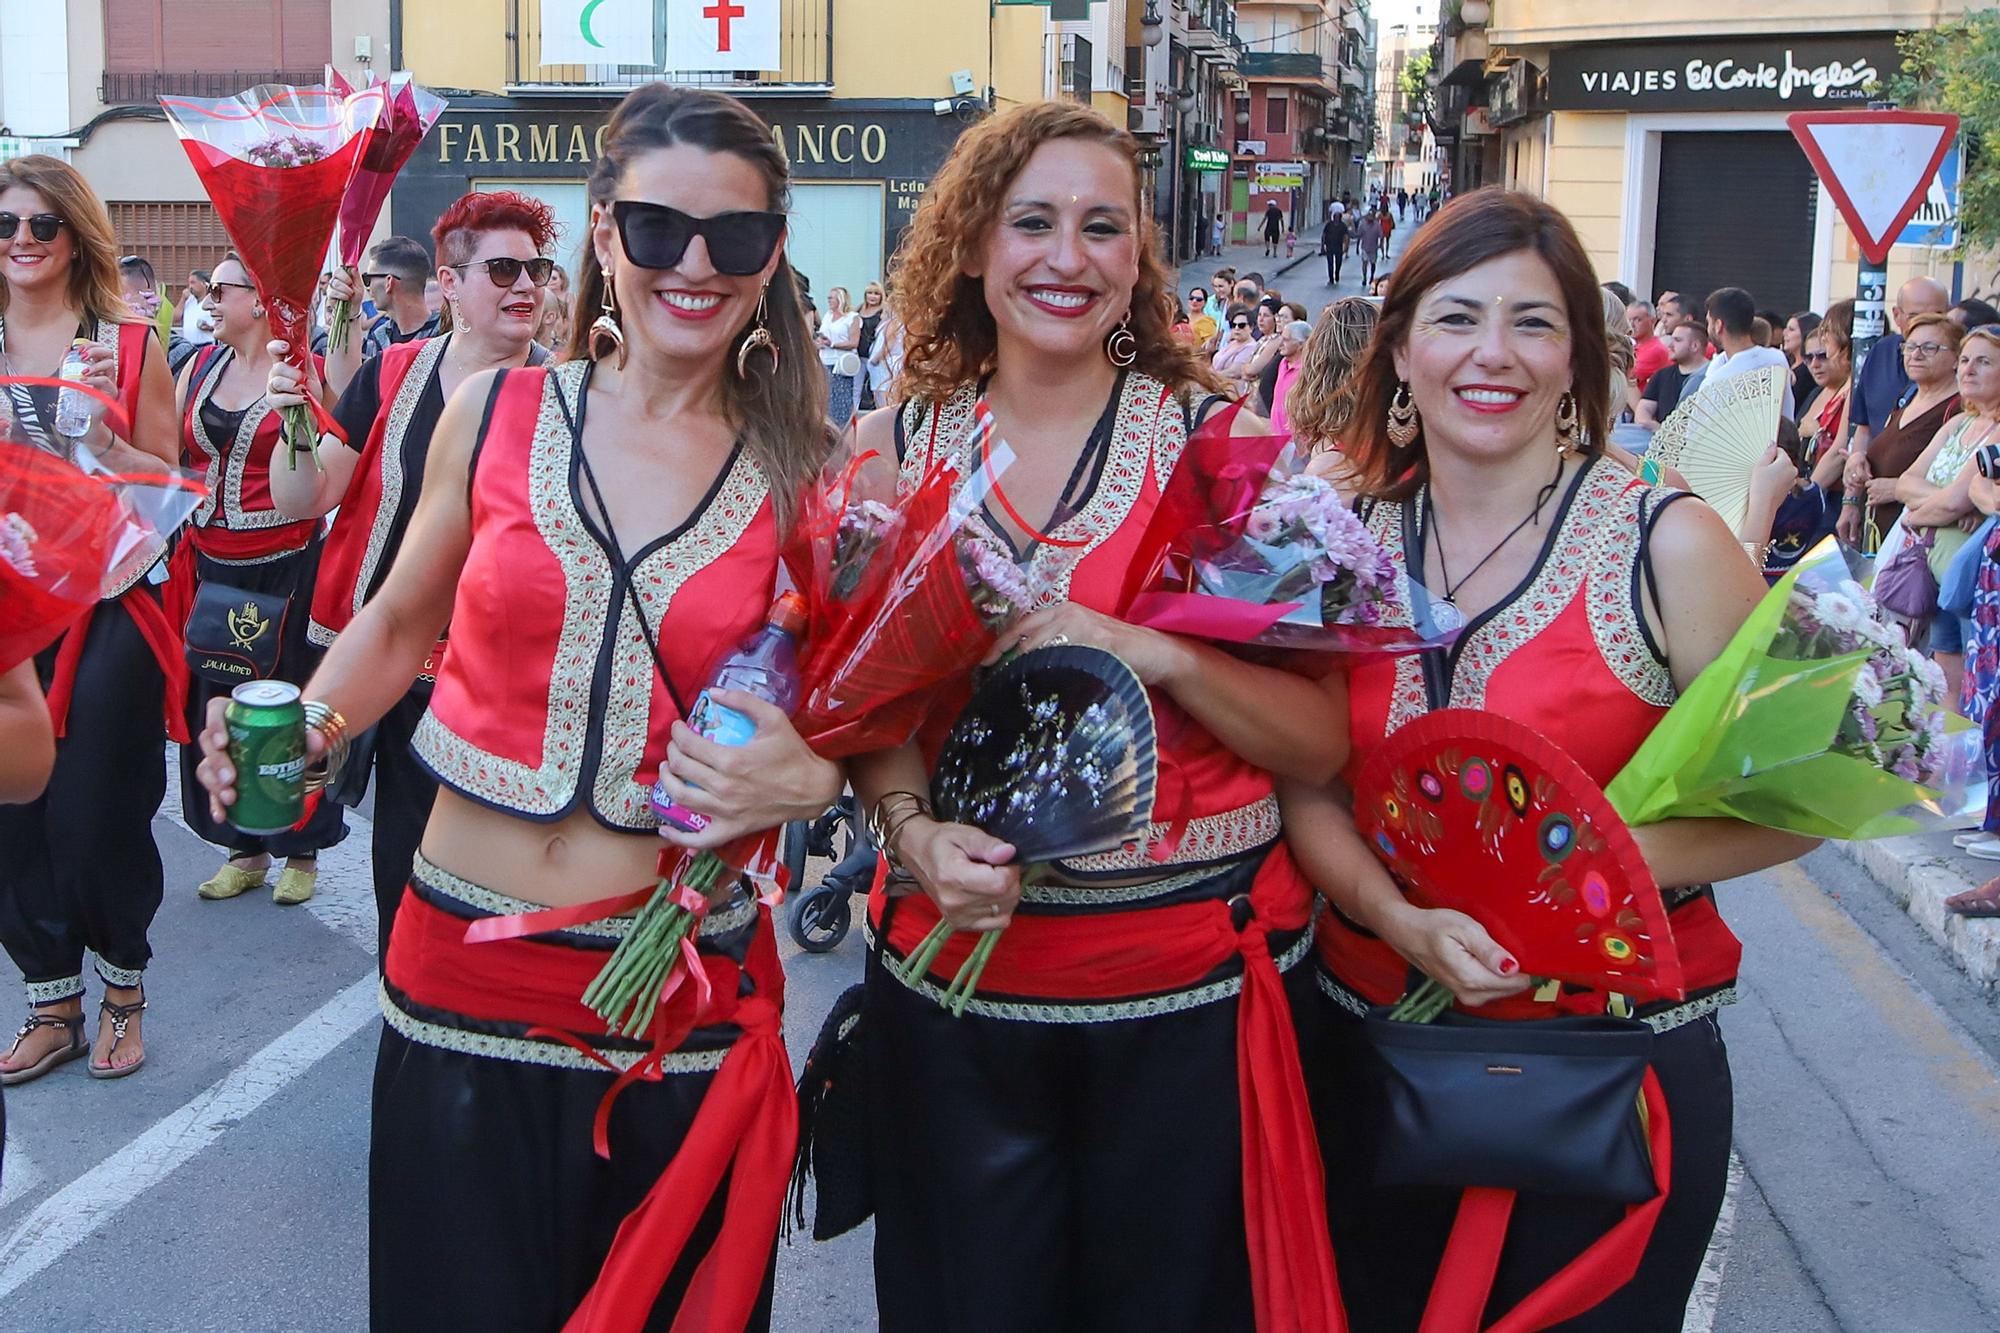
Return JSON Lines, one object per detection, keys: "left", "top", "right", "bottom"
{"left": 1267, "top": 95, "right": 1288, "bottom": 135}
{"left": 1650, "top": 132, "right": 1815, "bottom": 320}
{"left": 106, "top": 202, "right": 234, "bottom": 289}
{"left": 100, "top": 0, "right": 331, "bottom": 103}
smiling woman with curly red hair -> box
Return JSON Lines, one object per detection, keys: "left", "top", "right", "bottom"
{"left": 254, "top": 188, "right": 560, "bottom": 953}
{"left": 845, "top": 99, "right": 1349, "bottom": 1332}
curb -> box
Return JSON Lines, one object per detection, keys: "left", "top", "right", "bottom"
{"left": 1835, "top": 833, "right": 2000, "bottom": 986}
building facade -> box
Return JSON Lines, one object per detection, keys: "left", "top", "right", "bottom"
{"left": 1124, "top": 0, "right": 1242, "bottom": 264}
{"left": 1371, "top": 10, "right": 1435, "bottom": 194}
{"left": 1423, "top": 0, "right": 1982, "bottom": 316}
{"left": 1229, "top": 1, "right": 1372, "bottom": 239}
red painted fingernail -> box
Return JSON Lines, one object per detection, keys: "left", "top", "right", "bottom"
{"left": 1498, "top": 957, "right": 1519, "bottom": 975}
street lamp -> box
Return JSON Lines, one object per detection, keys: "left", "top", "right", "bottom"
{"left": 1176, "top": 87, "right": 1198, "bottom": 113}
{"left": 1459, "top": 1, "right": 1493, "bottom": 24}
{"left": 1142, "top": 0, "right": 1166, "bottom": 49}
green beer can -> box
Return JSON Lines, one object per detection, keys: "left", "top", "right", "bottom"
{"left": 226, "top": 681, "right": 307, "bottom": 835}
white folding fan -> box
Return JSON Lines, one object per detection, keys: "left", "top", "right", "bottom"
{"left": 1643, "top": 363, "right": 1787, "bottom": 535}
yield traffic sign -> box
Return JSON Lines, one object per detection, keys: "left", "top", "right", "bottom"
{"left": 1787, "top": 110, "right": 1960, "bottom": 264}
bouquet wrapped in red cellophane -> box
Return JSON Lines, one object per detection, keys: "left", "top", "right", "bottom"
{"left": 322, "top": 68, "right": 447, "bottom": 351}
{"left": 161, "top": 82, "right": 387, "bottom": 463}
{"left": 0, "top": 378, "right": 207, "bottom": 671}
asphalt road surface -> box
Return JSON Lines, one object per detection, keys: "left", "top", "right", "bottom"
{"left": 3, "top": 791, "right": 1997, "bottom": 1331}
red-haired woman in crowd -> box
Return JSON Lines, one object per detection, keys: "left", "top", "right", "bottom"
{"left": 849, "top": 100, "right": 1348, "bottom": 1332}
{"left": 0, "top": 155, "right": 178, "bottom": 1085}
{"left": 1282, "top": 190, "right": 1816, "bottom": 1331}
{"left": 266, "top": 190, "right": 558, "bottom": 955}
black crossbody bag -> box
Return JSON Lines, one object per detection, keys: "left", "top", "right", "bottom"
{"left": 184, "top": 579, "right": 290, "bottom": 685}
{"left": 1355, "top": 497, "right": 1657, "bottom": 1204}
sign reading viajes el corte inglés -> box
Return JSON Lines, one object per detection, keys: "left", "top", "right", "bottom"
{"left": 1545, "top": 34, "right": 1902, "bottom": 113}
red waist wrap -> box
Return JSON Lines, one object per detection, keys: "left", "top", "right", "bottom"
{"left": 871, "top": 846, "right": 1349, "bottom": 1333}
{"left": 387, "top": 886, "right": 796, "bottom": 1333}
{"left": 45, "top": 586, "right": 188, "bottom": 745}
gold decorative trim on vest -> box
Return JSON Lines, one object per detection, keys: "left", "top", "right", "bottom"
{"left": 349, "top": 336, "right": 451, "bottom": 635}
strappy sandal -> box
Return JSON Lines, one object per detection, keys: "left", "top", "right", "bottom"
{"left": 1, "top": 1008, "right": 87, "bottom": 1085}
{"left": 89, "top": 993, "right": 147, "bottom": 1079}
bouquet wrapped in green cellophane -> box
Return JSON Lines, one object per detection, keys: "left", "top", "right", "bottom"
{"left": 1603, "top": 537, "right": 1981, "bottom": 840}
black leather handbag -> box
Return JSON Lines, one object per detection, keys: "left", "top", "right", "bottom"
{"left": 788, "top": 980, "right": 873, "bottom": 1240}
{"left": 1361, "top": 1005, "right": 1657, "bottom": 1203}
{"left": 183, "top": 579, "right": 289, "bottom": 686}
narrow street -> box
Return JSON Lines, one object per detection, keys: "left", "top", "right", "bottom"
{"left": 3, "top": 799, "right": 1995, "bottom": 1331}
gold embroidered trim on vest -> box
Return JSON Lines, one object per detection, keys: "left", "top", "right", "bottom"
{"left": 350, "top": 336, "right": 450, "bottom": 632}
{"left": 187, "top": 344, "right": 284, "bottom": 531}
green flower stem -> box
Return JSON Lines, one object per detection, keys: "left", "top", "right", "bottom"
{"left": 897, "top": 919, "right": 956, "bottom": 987}
{"left": 1388, "top": 976, "right": 1455, "bottom": 1023}
{"left": 942, "top": 930, "right": 1002, "bottom": 1017}
{"left": 281, "top": 403, "right": 319, "bottom": 470}
{"left": 326, "top": 297, "right": 354, "bottom": 352}
{"left": 582, "top": 850, "right": 732, "bottom": 1036}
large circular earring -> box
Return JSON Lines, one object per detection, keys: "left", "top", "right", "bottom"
{"left": 735, "top": 284, "right": 780, "bottom": 379}
{"left": 1553, "top": 390, "right": 1580, "bottom": 453}
{"left": 1105, "top": 312, "right": 1138, "bottom": 369}
{"left": 589, "top": 266, "right": 628, "bottom": 369}
{"left": 1386, "top": 380, "right": 1421, "bottom": 447}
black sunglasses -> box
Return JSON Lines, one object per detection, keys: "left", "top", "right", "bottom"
{"left": 204, "top": 279, "right": 257, "bottom": 298}
{"left": 448, "top": 256, "right": 555, "bottom": 288}
{"left": 0, "top": 212, "right": 66, "bottom": 243}
{"left": 611, "top": 200, "right": 785, "bottom": 277}
{"left": 1231, "top": 320, "right": 1251, "bottom": 328}
{"left": 360, "top": 271, "right": 395, "bottom": 286}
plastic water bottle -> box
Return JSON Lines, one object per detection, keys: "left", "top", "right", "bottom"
{"left": 652, "top": 591, "right": 807, "bottom": 833}
{"left": 54, "top": 340, "right": 93, "bottom": 439}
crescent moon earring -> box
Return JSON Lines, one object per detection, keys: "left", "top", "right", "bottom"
{"left": 589, "top": 265, "right": 628, "bottom": 369}
{"left": 1105, "top": 312, "right": 1138, "bottom": 368}
{"left": 735, "top": 284, "right": 780, "bottom": 379}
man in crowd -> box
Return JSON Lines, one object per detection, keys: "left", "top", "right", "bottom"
{"left": 1703, "top": 286, "right": 1796, "bottom": 419}
{"left": 1628, "top": 300, "right": 1671, "bottom": 393}
{"left": 1637, "top": 320, "right": 1711, "bottom": 429}
{"left": 1322, "top": 205, "right": 1349, "bottom": 287}
{"left": 358, "top": 235, "right": 441, "bottom": 358}
{"left": 1848, "top": 276, "right": 1950, "bottom": 462}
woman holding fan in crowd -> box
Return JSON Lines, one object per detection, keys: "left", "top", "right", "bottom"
{"left": 195, "top": 85, "right": 837, "bottom": 1329}
{"left": 0, "top": 154, "right": 178, "bottom": 1084}
{"left": 172, "top": 251, "right": 347, "bottom": 908}
{"left": 848, "top": 100, "right": 1349, "bottom": 1332}
{"left": 264, "top": 189, "right": 556, "bottom": 957}
{"left": 1281, "top": 190, "right": 1817, "bottom": 1331}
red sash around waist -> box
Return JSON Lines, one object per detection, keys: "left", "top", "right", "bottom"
{"left": 387, "top": 887, "right": 795, "bottom": 1333}
{"left": 44, "top": 585, "right": 188, "bottom": 745}
{"left": 872, "top": 849, "right": 1349, "bottom": 1333}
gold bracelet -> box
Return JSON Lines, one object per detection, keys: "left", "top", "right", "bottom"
{"left": 869, "top": 790, "right": 932, "bottom": 870}
{"left": 1741, "top": 540, "right": 1769, "bottom": 567}
{"left": 301, "top": 701, "right": 350, "bottom": 793}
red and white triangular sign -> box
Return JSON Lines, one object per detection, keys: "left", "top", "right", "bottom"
{"left": 1788, "top": 111, "right": 1960, "bottom": 265}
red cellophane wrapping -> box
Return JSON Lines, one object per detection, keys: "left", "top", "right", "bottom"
{"left": 160, "top": 83, "right": 386, "bottom": 448}
{"left": 0, "top": 442, "right": 115, "bottom": 673}
{"left": 323, "top": 68, "right": 446, "bottom": 350}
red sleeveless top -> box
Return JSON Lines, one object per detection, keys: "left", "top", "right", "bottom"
{"left": 1320, "top": 457, "right": 1744, "bottom": 1017}
{"left": 413, "top": 361, "right": 779, "bottom": 829}
{"left": 181, "top": 344, "right": 318, "bottom": 562}
{"left": 309, "top": 336, "right": 445, "bottom": 645}
{"left": 897, "top": 373, "right": 1282, "bottom": 874}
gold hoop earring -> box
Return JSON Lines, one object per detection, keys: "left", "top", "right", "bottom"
{"left": 1105, "top": 312, "right": 1138, "bottom": 369}
{"left": 1386, "top": 380, "right": 1420, "bottom": 447}
{"left": 589, "top": 267, "right": 627, "bottom": 369}
{"left": 1554, "top": 391, "right": 1580, "bottom": 453}
{"left": 735, "top": 285, "right": 780, "bottom": 380}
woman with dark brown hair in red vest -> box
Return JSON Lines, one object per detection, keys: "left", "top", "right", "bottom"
{"left": 198, "top": 86, "right": 837, "bottom": 1329}
{"left": 0, "top": 154, "right": 179, "bottom": 1085}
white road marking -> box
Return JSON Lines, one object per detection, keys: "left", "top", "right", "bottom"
{"left": 1681, "top": 1151, "right": 1746, "bottom": 1333}
{"left": 0, "top": 976, "right": 378, "bottom": 1294}
{"left": 0, "top": 1120, "right": 45, "bottom": 1211}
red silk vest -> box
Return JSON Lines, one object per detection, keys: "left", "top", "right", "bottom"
{"left": 1320, "top": 458, "right": 1744, "bottom": 1015}
{"left": 308, "top": 336, "right": 444, "bottom": 646}
{"left": 898, "top": 373, "right": 1283, "bottom": 874}
{"left": 413, "top": 362, "right": 779, "bottom": 829}
{"left": 180, "top": 343, "right": 318, "bottom": 562}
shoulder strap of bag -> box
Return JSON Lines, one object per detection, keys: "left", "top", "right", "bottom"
{"left": 1398, "top": 495, "right": 1451, "bottom": 711}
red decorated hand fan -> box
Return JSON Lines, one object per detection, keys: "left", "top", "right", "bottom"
{"left": 1352, "top": 708, "right": 1686, "bottom": 1003}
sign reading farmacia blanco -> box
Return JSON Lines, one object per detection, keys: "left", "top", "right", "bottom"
{"left": 1546, "top": 35, "right": 1901, "bottom": 113}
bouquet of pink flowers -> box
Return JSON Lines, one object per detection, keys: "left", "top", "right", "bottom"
{"left": 161, "top": 82, "right": 387, "bottom": 462}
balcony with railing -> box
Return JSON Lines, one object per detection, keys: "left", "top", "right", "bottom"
{"left": 507, "top": 0, "right": 832, "bottom": 93}
{"left": 101, "top": 70, "right": 328, "bottom": 105}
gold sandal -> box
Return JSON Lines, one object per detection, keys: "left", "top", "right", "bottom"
{"left": 1, "top": 1008, "right": 87, "bottom": 1085}
{"left": 198, "top": 860, "right": 269, "bottom": 900}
